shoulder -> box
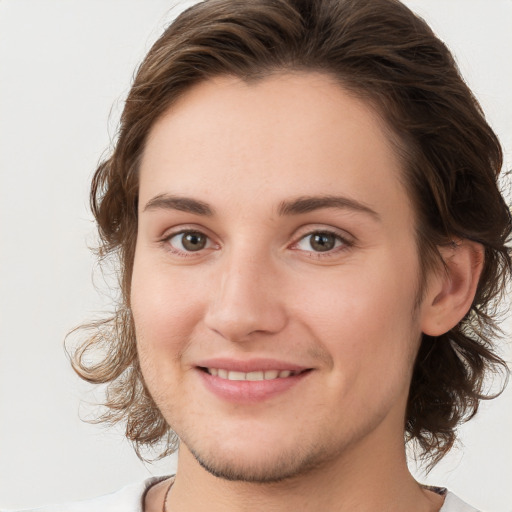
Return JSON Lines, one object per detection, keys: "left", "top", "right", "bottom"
{"left": 6, "top": 476, "right": 170, "bottom": 512}
{"left": 440, "top": 491, "right": 481, "bottom": 512}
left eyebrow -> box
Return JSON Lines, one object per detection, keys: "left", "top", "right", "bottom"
{"left": 277, "top": 195, "right": 381, "bottom": 221}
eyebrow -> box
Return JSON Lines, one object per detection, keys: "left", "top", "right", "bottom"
{"left": 278, "top": 195, "right": 380, "bottom": 220}
{"left": 142, "top": 193, "right": 380, "bottom": 220}
{"left": 143, "top": 194, "right": 215, "bottom": 216}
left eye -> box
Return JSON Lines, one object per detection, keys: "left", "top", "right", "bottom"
{"left": 295, "top": 232, "right": 344, "bottom": 252}
{"left": 167, "top": 231, "right": 211, "bottom": 252}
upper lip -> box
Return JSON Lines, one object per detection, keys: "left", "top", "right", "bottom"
{"left": 195, "top": 358, "right": 311, "bottom": 373}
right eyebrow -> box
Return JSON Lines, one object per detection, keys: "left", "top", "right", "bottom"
{"left": 142, "top": 194, "right": 215, "bottom": 216}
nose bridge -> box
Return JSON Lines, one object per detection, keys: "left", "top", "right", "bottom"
{"left": 204, "top": 238, "right": 287, "bottom": 341}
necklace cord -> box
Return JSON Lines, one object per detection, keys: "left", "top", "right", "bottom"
{"left": 162, "top": 476, "right": 175, "bottom": 512}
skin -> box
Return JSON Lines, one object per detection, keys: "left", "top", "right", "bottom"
{"left": 132, "top": 72, "right": 482, "bottom": 511}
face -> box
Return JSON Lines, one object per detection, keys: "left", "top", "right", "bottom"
{"left": 131, "top": 72, "right": 427, "bottom": 482}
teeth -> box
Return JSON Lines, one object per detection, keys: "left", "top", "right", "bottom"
{"left": 228, "top": 371, "right": 246, "bottom": 381}
{"left": 206, "top": 368, "right": 299, "bottom": 381}
{"left": 246, "top": 371, "right": 264, "bottom": 381}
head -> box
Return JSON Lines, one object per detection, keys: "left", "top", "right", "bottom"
{"left": 72, "top": 0, "right": 512, "bottom": 470}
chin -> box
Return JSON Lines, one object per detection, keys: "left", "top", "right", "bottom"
{"left": 186, "top": 437, "right": 332, "bottom": 484}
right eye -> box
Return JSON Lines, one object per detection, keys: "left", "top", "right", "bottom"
{"left": 166, "top": 230, "right": 212, "bottom": 253}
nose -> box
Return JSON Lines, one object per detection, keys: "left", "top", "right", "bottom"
{"left": 204, "top": 248, "right": 288, "bottom": 342}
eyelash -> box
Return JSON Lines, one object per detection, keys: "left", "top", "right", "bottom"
{"left": 291, "top": 230, "right": 353, "bottom": 257}
{"left": 160, "top": 228, "right": 354, "bottom": 258}
{"left": 161, "top": 229, "right": 215, "bottom": 257}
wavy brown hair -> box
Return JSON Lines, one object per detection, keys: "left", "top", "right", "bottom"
{"left": 69, "top": 0, "right": 512, "bottom": 464}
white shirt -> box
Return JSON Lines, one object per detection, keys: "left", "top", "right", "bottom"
{"left": 7, "top": 476, "right": 481, "bottom": 512}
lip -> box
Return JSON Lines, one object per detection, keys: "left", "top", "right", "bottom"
{"left": 195, "top": 358, "right": 313, "bottom": 403}
{"left": 195, "top": 357, "right": 309, "bottom": 373}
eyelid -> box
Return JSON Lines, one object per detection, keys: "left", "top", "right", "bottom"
{"left": 291, "top": 224, "right": 355, "bottom": 243}
{"left": 159, "top": 223, "right": 216, "bottom": 241}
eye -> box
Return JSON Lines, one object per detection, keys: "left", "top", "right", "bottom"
{"left": 295, "top": 231, "right": 346, "bottom": 253}
{"left": 167, "top": 230, "right": 211, "bottom": 252}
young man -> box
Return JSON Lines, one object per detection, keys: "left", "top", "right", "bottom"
{"left": 16, "top": 0, "right": 511, "bottom": 510}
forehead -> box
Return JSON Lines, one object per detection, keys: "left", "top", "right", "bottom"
{"left": 139, "top": 72, "right": 412, "bottom": 228}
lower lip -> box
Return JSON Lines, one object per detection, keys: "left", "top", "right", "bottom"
{"left": 198, "top": 369, "right": 311, "bottom": 403}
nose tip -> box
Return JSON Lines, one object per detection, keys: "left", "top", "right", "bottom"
{"left": 203, "top": 261, "right": 287, "bottom": 342}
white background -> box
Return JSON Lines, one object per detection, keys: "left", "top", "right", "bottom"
{"left": 0, "top": 1, "right": 511, "bottom": 510}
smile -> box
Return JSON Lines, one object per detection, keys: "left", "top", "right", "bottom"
{"left": 203, "top": 368, "right": 302, "bottom": 381}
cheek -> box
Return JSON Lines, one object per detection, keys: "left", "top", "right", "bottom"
{"left": 130, "top": 261, "right": 207, "bottom": 411}
{"left": 289, "top": 255, "right": 421, "bottom": 378}
{"left": 130, "top": 258, "right": 209, "bottom": 363}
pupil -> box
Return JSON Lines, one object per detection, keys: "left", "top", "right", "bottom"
{"left": 311, "top": 233, "right": 335, "bottom": 252}
{"left": 182, "top": 232, "right": 206, "bottom": 251}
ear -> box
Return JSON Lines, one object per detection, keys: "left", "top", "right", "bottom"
{"left": 420, "top": 239, "right": 484, "bottom": 336}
